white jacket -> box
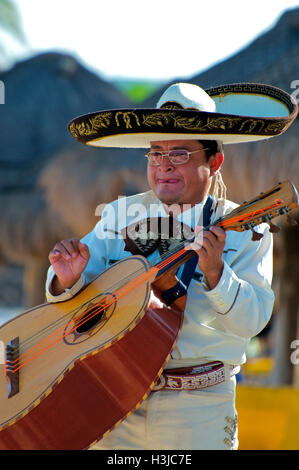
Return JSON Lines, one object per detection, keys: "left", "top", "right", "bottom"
{"left": 46, "top": 190, "right": 274, "bottom": 367}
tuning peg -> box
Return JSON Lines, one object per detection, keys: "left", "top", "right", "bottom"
{"left": 251, "top": 229, "right": 264, "bottom": 241}
{"left": 286, "top": 215, "right": 298, "bottom": 226}
{"left": 268, "top": 221, "right": 280, "bottom": 233}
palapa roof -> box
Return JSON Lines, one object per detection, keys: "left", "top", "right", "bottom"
{"left": 0, "top": 52, "right": 146, "bottom": 265}
{"left": 0, "top": 51, "right": 141, "bottom": 194}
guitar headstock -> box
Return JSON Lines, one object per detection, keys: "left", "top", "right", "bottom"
{"left": 214, "top": 181, "right": 299, "bottom": 240}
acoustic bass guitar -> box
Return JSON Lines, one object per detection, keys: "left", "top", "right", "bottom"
{"left": 0, "top": 180, "right": 298, "bottom": 449}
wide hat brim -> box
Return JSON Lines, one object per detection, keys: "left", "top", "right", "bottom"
{"left": 68, "top": 83, "right": 298, "bottom": 148}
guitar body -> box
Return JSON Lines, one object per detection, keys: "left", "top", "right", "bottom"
{"left": 0, "top": 256, "right": 183, "bottom": 450}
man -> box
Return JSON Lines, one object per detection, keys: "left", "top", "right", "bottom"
{"left": 46, "top": 82, "right": 298, "bottom": 449}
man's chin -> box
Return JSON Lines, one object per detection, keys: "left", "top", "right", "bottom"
{"left": 155, "top": 191, "right": 183, "bottom": 206}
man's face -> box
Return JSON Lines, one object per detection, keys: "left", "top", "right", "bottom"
{"left": 147, "top": 139, "right": 218, "bottom": 206}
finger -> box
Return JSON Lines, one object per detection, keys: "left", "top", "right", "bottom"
{"left": 61, "top": 239, "right": 80, "bottom": 257}
{"left": 209, "top": 226, "right": 226, "bottom": 241}
{"left": 49, "top": 248, "right": 62, "bottom": 262}
{"left": 192, "top": 230, "right": 214, "bottom": 248}
{"left": 203, "top": 229, "right": 225, "bottom": 248}
{"left": 201, "top": 231, "right": 218, "bottom": 247}
{"left": 190, "top": 230, "right": 218, "bottom": 255}
{"left": 54, "top": 241, "right": 73, "bottom": 260}
{"left": 78, "top": 242, "right": 90, "bottom": 260}
{"left": 187, "top": 227, "right": 207, "bottom": 251}
{"left": 200, "top": 235, "right": 214, "bottom": 253}
{"left": 69, "top": 238, "right": 87, "bottom": 258}
{"left": 189, "top": 226, "right": 204, "bottom": 247}
{"left": 188, "top": 237, "right": 204, "bottom": 253}
{"left": 69, "top": 238, "right": 81, "bottom": 251}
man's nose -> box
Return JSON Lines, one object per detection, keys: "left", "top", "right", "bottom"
{"left": 159, "top": 155, "right": 175, "bottom": 171}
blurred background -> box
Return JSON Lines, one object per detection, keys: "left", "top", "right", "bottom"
{"left": 0, "top": 0, "right": 299, "bottom": 450}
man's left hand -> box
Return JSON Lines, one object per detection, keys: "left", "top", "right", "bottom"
{"left": 188, "top": 226, "right": 226, "bottom": 290}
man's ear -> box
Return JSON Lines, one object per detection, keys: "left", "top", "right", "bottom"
{"left": 209, "top": 152, "right": 224, "bottom": 176}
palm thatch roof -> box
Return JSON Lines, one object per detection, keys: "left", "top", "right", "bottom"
{"left": 0, "top": 51, "right": 148, "bottom": 258}
{"left": 0, "top": 52, "right": 147, "bottom": 306}
{"left": 0, "top": 51, "right": 137, "bottom": 192}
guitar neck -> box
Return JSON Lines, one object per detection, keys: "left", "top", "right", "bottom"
{"left": 152, "top": 180, "right": 299, "bottom": 281}
{"left": 153, "top": 244, "right": 198, "bottom": 281}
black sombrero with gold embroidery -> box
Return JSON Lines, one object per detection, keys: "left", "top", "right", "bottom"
{"left": 68, "top": 82, "right": 298, "bottom": 148}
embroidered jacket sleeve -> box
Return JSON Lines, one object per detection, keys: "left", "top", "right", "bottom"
{"left": 200, "top": 224, "right": 274, "bottom": 338}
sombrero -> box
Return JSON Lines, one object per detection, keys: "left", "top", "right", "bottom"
{"left": 68, "top": 82, "right": 298, "bottom": 148}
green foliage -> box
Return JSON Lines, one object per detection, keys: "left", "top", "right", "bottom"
{"left": 112, "top": 79, "right": 165, "bottom": 103}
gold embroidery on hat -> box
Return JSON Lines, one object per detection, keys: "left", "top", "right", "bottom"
{"left": 173, "top": 116, "right": 203, "bottom": 129}
{"left": 115, "top": 111, "right": 140, "bottom": 128}
{"left": 205, "top": 117, "right": 241, "bottom": 130}
{"left": 264, "top": 120, "right": 288, "bottom": 133}
{"left": 142, "top": 111, "right": 177, "bottom": 127}
{"left": 142, "top": 112, "right": 243, "bottom": 132}
{"left": 239, "top": 119, "right": 265, "bottom": 133}
{"left": 69, "top": 112, "right": 112, "bottom": 138}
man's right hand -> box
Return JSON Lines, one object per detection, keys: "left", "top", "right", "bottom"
{"left": 48, "top": 238, "right": 90, "bottom": 295}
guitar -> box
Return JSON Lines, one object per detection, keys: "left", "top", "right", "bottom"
{"left": 0, "top": 180, "right": 298, "bottom": 450}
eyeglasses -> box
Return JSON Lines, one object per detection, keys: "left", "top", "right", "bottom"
{"left": 145, "top": 148, "right": 209, "bottom": 166}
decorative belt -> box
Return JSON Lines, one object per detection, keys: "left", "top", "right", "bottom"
{"left": 152, "top": 361, "right": 235, "bottom": 392}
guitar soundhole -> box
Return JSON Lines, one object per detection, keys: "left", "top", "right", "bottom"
{"left": 75, "top": 306, "right": 106, "bottom": 333}
{"left": 63, "top": 292, "right": 116, "bottom": 345}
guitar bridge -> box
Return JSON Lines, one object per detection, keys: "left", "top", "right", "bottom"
{"left": 5, "top": 337, "right": 20, "bottom": 398}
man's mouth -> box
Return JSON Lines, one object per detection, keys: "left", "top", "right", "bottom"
{"left": 157, "top": 178, "right": 181, "bottom": 184}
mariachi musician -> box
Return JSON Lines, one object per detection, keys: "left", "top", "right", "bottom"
{"left": 46, "top": 82, "right": 297, "bottom": 450}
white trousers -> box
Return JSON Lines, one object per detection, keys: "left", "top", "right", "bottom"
{"left": 90, "top": 376, "right": 238, "bottom": 450}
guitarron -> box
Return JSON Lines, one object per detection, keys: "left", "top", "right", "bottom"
{"left": 0, "top": 180, "right": 298, "bottom": 449}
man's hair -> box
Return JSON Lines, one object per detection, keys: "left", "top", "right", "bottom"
{"left": 198, "top": 140, "right": 222, "bottom": 160}
{"left": 198, "top": 140, "right": 226, "bottom": 205}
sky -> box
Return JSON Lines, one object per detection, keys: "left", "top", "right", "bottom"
{"left": 4, "top": 0, "right": 299, "bottom": 81}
